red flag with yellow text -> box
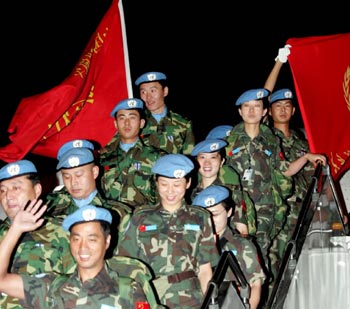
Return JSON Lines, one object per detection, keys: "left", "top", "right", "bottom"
{"left": 0, "top": 0, "right": 131, "bottom": 162}
{"left": 287, "top": 33, "right": 350, "bottom": 181}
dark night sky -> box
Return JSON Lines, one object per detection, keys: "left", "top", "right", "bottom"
{"left": 1, "top": 0, "right": 349, "bottom": 148}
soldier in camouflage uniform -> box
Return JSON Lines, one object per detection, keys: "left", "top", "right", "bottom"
{"left": 0, "top": 160, "right": 75, "bottom": 309}
{"left": 0, "top": 203, "right": 160, "bottom": 308}
{"left": 268, "top": 89, "right": 326, "bottom": 266}
{"left": 193, "top": 185, "right": 266, "bottom": 309}
{"left": 46, "top": 143, "right": 132, "bottom": 256}
{"left": 117, "top": 154, "right": 220, "bottom": 308}
{"left": 223, "top": 88, "right": 293, "bottom": 278}
{"left": 190, "top": 137, "right": 255, "bottom": 234}
{"left": 99, "top": 98, "right": 161, "bottom": 209}
{"left": 135, "top": 71, "right": 195, "bottom": 155}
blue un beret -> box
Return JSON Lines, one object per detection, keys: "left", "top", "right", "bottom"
{"left": 62, "top": 205, "right": 112, "bottom": 231}
{"left": 57, "top": 147, "right": 94, "bottom": 171}
{"left": 192, "top": 185, "right": 230, "bottom": 208}
{"left": 152, "top": 154, "right": 194, "bottom": 178}
{"left": 235, "top": 88, "right": 270, "bottom": 106}
{"left": 206, "top": 125, "right": 233, "bottom": 140}
{"left": 0, "top": 160, "right": 38, "bottom": 181}
{"left": 57, "top": 139, "right": 95, "bottom": 160}
{"left": 191, "top": 139, "right": 228, "bottom": 156}
{"left": 269, "top": 88, "right": 294, "bottom": 105}
{"left": 110, "top": 98, "right": 144, "bottom": 118}
{"left": 135, "top": 71, "right": 167, "bottom": 86}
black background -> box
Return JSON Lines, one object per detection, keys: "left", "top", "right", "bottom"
{"left": 1, "top": 1, "right": 349, "bottom": 167}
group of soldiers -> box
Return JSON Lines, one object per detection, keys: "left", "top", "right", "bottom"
{"left": 0, "top": 46, "right": 327, "bottom": 309}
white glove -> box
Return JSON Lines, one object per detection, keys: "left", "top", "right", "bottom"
{"left": 275, "top": 44, "right": 291, "bottom": 63}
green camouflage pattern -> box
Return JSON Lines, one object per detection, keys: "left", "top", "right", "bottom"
{"left": 21, "top": 264, "right": 149, "bottom": 308}
{"left": 99, "top": 137, "right": 160, "bottom": 209}
{"left": 107, "top": 255, "right": 166, "bottom": 308}
{"left": 224, "top": 122, "right": 292, "bottom": 262}
{"left": 0, "top": 216, "right": 75, "bottom": 309}
{"left": 116, "top": 201, "right": 220, "bottom": 307}
{"left": 140, "top": 109, "right": 195, "bottom": 155}
{"left": 220, "top": 227, "right": 266, "bottom": 285}
{"left": 190, "top": 165, "right": 257, "bottom": 233}
{"left": 46, "top": 188, "right": 132, "bottom": 256}
{"left": 269, "top": 129, "right": 314, "bottom": 266}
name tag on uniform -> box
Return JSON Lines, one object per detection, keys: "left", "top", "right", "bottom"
{"left": 242, "top": 168, "right": 253, "bottom": 181}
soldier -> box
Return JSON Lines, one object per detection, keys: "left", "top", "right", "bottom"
{"left": 99, "top": 98, "right": 161, "bottom": 209}
{"left": 193, "top": 185, "right": 266, "bottom": 309}
{"left": 224, "top": 88, "right": 326, "bottom": 299}
{"left": 0, "top": 202, "right": 157, "bottom": 308}
{"left": 46, "top": 142, "right": 132, "bottom": 256}
{"left": 135, "top": 71, "right": 195, "bottom": 155}
{"left": 0, "top": 160, "right": 75, "bottom": 308}
{"left": 116, "top": 154, "right": 220, "bottom": 308}
{"left": 190, "top": 138, "right": 255, "bottom": 234}
{"left": 268, "top": 89, "right": 326, "bottom": 268}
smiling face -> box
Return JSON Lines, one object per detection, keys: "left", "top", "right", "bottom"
{"left": 69, "top": 221, "right": 110, "bottom": 281}
{"left": 0, "top": 175, "right": 42, "bottom": 220}
{"left": 156, "top": 176, "right": 191, "bottom": 212}
{"left": 196, "top": 151, "right": 224, "bottom": 182}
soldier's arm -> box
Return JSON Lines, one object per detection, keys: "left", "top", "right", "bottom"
{"left": 0, "top": 200, "right": 46, "bottom": 299}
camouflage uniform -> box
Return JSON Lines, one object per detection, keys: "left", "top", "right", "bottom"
{"left": 269, "top": 128, "right": 314, "bottom": 261}
{"left": 99, "top": 136, "right": 160, "bottom": 209}
{"left": 20, "top": 263, "right": 149, "bottom": 309}
{"left": 141, "top": 109, "right": 195, "bottom": 155}
{"left": 0, "top": 216, "right": 75, "bottom": 309}
{"left": 46, "top": 188, "right": 132, "bottom": 255}
{"left": 219, "top": 226, "right": 266, "bottom": 286}
{"left": 117, "top": 201, "right": 220, "bottom": 308}
{"left": 190, "top": 165, "right": 256, "bottom": 233}
{"left": 224, "top": 122, "right": 292, "bottom": 268}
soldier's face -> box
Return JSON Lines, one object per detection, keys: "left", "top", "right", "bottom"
{"left": 239, "top": 100, "right": 267, "bottom": 124}
{"left": 157, "top": 176, "right": 190, "bottom": 210}
{"left": 61, "top": 164, "right": 99, "bottom": 200}
{"left": 69, "top": 221, "right": 110, "bottom": 276}
{"left": 0, "top": 176, "right": 42, "bottom": 220}
{"left": 196, "top": 152, "right": 224, "bottom": 179}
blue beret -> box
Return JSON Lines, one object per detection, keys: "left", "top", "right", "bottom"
{"left": 0, "top": 160, "right": 37, "bottom": 181}
{"left": 192, "top": 185, "right": 230, "bottom": 208}
{"left": 206, "top": 125, "right": 233, "bottom": 140}
{"left": 57, "top": 148, "right": 94, "bottom": 171}
{"left": 110, "top": 98, "right": 144, "bottom": 117}
{"left": 191, "top": 139, "right": 228, "bottom": 156}
{"left": 152, "top": 154, "right": 194, "bottom": 178}
{"left": 57, "top": 139, "right": 94, "bottom": 160}
{"left": 269, "top": 88, "right": 294, "bottom": 105}
{"left": 62, "top": 205, "right": 112, "bottom": 231}
{"left": 235, "top": 88, "right": 270, "bottom": 106}
{"left": 135, "top": 71, "right": 167, "bottom": 86}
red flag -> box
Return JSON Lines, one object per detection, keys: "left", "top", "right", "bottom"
{"left": 0, "top": 0, "right": 131, "bottom": 162}
{"left": 286, "top": 33, "right": 350, "bottom": 181}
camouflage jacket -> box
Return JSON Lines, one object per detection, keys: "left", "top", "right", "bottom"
{"left": 21, "top": 263, "right": 149, "bottom": 308}
{"left": 190, "top": 165, "right": 256, "bottom": 232}
{"left": 219, "top": 226, "right": 266, "bottom": 285}
{"left": 0, "top": 216, "right": 75, "bottom": 309}
{"left": 45, "top": 188, "right": 132, "bottom": 256}
{"left": 273, "top": 128, "right": 314, "bottom": 200}
{"left": 225, "top": 122, "right": 292, "bottom": 236}
{"left": 99, "top": 137, "right": 160, "bottom": 209}
{"left": 117, "top": 201, "right": 220, "bottom": 307}
{"left": 140, "top": 109, "right": 195, "bottom": 155}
